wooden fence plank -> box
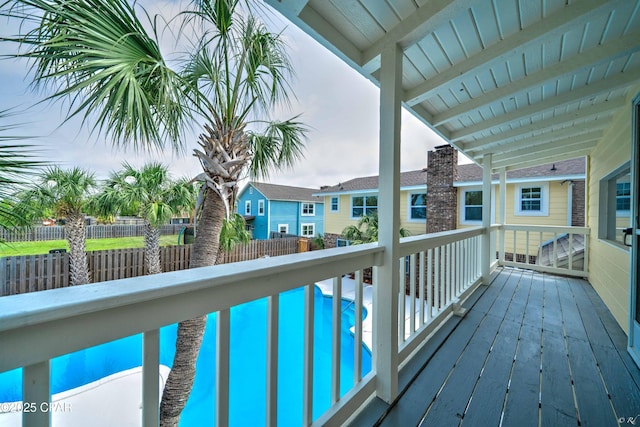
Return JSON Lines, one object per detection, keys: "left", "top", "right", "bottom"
{"left": 0, "top": 237, "right": 300, "bottom": 296}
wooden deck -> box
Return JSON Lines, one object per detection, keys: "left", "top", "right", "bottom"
{"left": 351, "top": 268, "right": 640, "bottom": 427}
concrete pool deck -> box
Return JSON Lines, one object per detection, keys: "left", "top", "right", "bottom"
{"left": 0, "top": 365, "right": 169, "bottom": 427}
{"left": 315, "top": 275, "right": 431, "bottom": 350}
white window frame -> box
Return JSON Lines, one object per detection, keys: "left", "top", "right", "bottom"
{"left": 408, "top": 192, "right": 427, "bottom": 222}
{"left": 301, "top": 202, "right": 315, "bottom": 216}
{"left": 245, "top": 200, "right": 251, "bottom": 215}
{"left": 459, "top": 187, "right": 483, "bottom": 225}
{"left": 514, "top": 182, "right": 549, "bottom": 216}
{"left": 330, "top": 196, "right": 339, "bottom": 212}
{"left": 258, "top": 199, "right": 265, "bottom": 216}
{"left": 351, "top": 194, "right": 378, "bottom": 219}
{"left": 301, "top": 223, "right": 315, "bottom": 237}
{"left": 278, "top": 224, "right": 289, "bottom": 234}
{"left": 599, "top": 162, "right": 631, "bottom": 248}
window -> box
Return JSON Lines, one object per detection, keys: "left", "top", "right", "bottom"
{"left": 336, "top": 238, "right": 351, "bottom": 247}
{"left": 617, "top": 182, "right": 631, "bottom": 213}
{"left": 409, "top": 193, "right": 427, "bottom": 220}
{"left": 244, "top": 200, "right": 251, "bottom": 215}
{"left": 463, "top": 190, "right": 483, "bottom": 222}
{"left": 521, "top": 187, "right": 541, "bottom": 211}
{"left": 302, "top": 203, "right": 315, "bottom": 216}
{"left": 258, "top": 200, "right": 265, "bottom": 216}
{"left": 330, "top": 197, "right": 339, "bottom": 212}
{"left": 278, "top": 224, "right": 289, "bottom": 233}
{"left": 352, "top": 195, "right": 378, "bottom": 218}
{"left": 301, "top": 223, "right": 315, "bottom": 237}
{"left": 515, "top": 184, "right": 548, "bottom": 216}
{"left": 599, "top": 163, "right": 631, "bottom": 247}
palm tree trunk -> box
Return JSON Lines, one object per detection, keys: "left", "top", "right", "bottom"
{"left": 160, "top": 188, "right": 226, "bottom": 427}
{"left": 65, "top": 212, "right": 90, "bottom": 286}
{"left": 144, "top": 223, "right": 162, "bottom": 275}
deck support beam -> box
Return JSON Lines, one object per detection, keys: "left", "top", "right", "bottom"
{"left": 374, "top": 42, "right": 402, "bottom": 403}
{"left": 482, "top": 154, "right": 493, "bottom": 283}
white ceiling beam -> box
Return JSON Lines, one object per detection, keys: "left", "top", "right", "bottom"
{"left": 499, "top": 148, "right": 595, "bottom": 171}
{"left": 461, "top": 98, "right": 624, "bottom": 151}
{"left": 432, "top": 30, "right": 640, "bottom": 126}
{"left": 404, "top": 0, "right": 620, "bottom": 106}
{"left": 449, "top": 69, "right": 640, "bottom": 142}
{"left": 361, "top": 0, "right": 471, "bottom": 71}
{"left": 476, "top": 129, "right": 603, "bottom": 158}
{"left": 265, "top": 1, "right": 364, "bottom": 71}
{"left": 490, "top": 134, "right": 601, "bottom": 166}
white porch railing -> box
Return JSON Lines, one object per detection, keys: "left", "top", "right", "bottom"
{"left": 0, "top": 228, "right": 492, "bottom": 427}
{"left": 498, "top": 224, "right": 590, "bottom": 278}
{"left": 396, "top": 227, "right": 486, "bottom": 362}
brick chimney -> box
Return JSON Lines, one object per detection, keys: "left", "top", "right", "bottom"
{"left": 426, "top": 145, "right": 458, "bottom": 234}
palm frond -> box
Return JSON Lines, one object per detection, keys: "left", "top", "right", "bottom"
{"left": 249, "top": 117, "right": 307, "bottom": 179}
{"left": 1, "top": 0, "right": 192, "bottom": 151}
{"left": 219, "top": 212, "right": 249, "bottom": 252}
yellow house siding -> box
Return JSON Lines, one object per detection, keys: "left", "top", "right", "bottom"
{"left": 457, "top": 181, "right": 575, "bottom": 257}
{"left": 586, "top": 85, "right": 639, "bottom": 333}
{"left": 322, "top": 190, "right": 427, "bottom": 236}
{"left": 323, "top": 194, "right": 357, "bottom": 235}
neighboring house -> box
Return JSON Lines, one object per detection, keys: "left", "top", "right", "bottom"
{"left": 237, "top": 182, "right": 324, "bottom": 240}
{"left": 317, "top": 147, "right": 585, "bottom": 250}
{"left": 456, "top": 157, "right": 586, "bottom": 228}
{"left": 316, "top": 169, "right": 428, "bottom": 246}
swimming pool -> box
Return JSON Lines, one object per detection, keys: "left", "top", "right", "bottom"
{"left": 0, "top": 285, "right": 371, "bottom": 425}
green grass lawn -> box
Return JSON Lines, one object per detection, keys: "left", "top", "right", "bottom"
{"left": 0, "top": 235, "right": 182, "bottom": 256}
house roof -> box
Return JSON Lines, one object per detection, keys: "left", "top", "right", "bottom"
{"left": 317, "top": 169, "right": 428, "bottom": 194}
{"left": 266, "top": 0, "right": 640, "bottom": 172}
{"left": 457, "top": 157, "right": 586, "bottom": 183}
{"left": 316, "top": 158, "right": 584, "bottom": 194}
{"left": 249, "top": 182, "right": 323, "bottom": 203}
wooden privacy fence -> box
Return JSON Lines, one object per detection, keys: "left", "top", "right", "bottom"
{"left": 219, "top": 237, "right": 301, "bottom": 263}
{"left": 0, "top": 224, "right": 189, "bottom": 242}
{"left": 0, "top": 245, "right": 192, "bottom": 296}
{"left": 0, "top": 237, "right": 301, "bottom": 296}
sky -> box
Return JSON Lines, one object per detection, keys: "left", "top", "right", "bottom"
{"left": 0, "top": 0, "right": 450, "bottom": 190}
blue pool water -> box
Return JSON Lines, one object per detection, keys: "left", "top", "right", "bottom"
{"left": 0, "top": 286, "right": 371, "bottom": 425}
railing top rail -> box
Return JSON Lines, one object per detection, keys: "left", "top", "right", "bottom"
{"left": 500, "top": 224, "right": 590, "bottom": 234}
{"left": 0, "top": 243, "right": 381, "bottom": 333}
{"left": 399, "top": 227, "right": 484, "bottom": 256}
{"left": 0, "top": 243, "right": 383, "bottom": 372}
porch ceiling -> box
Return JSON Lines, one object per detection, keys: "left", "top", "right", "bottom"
{"left": 266, "top": 0, "right": 640, "bottom": 171}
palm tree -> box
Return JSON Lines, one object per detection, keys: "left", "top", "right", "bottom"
{"left": 16, "top": 167, "right": 97, "bottom": 285}
{"left": 2, "top": 0, "right": 307, "bottom": 423}
{"left": 343, "top": 213, "right": 411, "bottom": 244}
{"left": 94, "top": 162, "right": 196, "bottom": 275}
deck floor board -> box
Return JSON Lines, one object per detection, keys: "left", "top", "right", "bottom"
{"left": 357, "top": 268, "right": 640, "bottom": 427}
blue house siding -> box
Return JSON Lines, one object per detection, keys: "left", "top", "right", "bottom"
{"left": 297, "top": 201, "right": 324, "bottom": 237}
{"left": 270, "top": 201, "right": 324, "bottom": 237}
{"left": 236, "top": 185, "right": 269, "bottom": 239}
{"left": 269, "top": 200, "right": 298, "bottom": 236}
{"left": 237, "top": 183, "right": 324, "bottom": 240}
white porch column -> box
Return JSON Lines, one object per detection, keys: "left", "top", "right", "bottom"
{"left": 499, "top": 167, "right": 506, "bottom": 264}
{"left": 481, "top": 154, "right": 493, "bottom": 283}
{"left": 374, "top": 43, "right": 402, "bottom": 403}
